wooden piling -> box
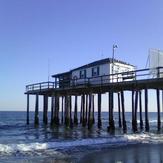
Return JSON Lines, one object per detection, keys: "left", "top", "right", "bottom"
{"left": 88, "top": 93, "right": 93, "bottom": 129}
{"left": 80, "top": 95, "right": 83, "bottom": 124}
{"left": 51, "top": 96, "right": 54, "bottom": 125}
{"left": 27, "top": 94, "right": 29, "bottom": 125}
{"left": 82, "top": 94, "right": 86, "bottom": 127}
{"left": 69, "top": 96, "right": 73, "bottom": 127}
{"left": 92, "top": 95, "right": 95, "bottom": 124}
{"left": 43, "top": 95, "right": 48, "bottom": 125}
{"left": 64, "top": 95, "right": 69, "bottom": 126}
{"left": 55, "top": 95, "right": 60, "bottom": 125}
{"left": 132, "top": 90, "right": 135, "bottom": 131}
{"left": 34, "top": 94, "right": 39, "bottom": 125}
{"left": 74, "top": 95, "right": 78, "bottom": 125}
{"left": 61, "top": 96, "right": 64, "bottom": 124}
{"left": 139, "top": 90, "right": 143, "bottom": 129}
{"left": 85, "top": 94, "right": 88, "bottom": 124}
{"left": 117, "top": 92, "right": 122, "bottom": 128}
{"left": 98, "top": 93, "right": 102, "bottom": 128}
{"left": 108, "top": 91, "right": 115, "bottom": 131}
{"left": 145, "top": 88, "right": 149, "bottom": 131}
{"left": 121, "top": 91, "right": 127, "bottom": 132}
{"left": 156, "top": 89, "right": 161, "bottom": 131}
{"left": 134, "top": 90, "right": 138, "bottom": 132}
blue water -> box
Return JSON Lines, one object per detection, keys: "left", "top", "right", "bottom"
{"left": 0, "top": 111, "right": 163, "bottom": 162}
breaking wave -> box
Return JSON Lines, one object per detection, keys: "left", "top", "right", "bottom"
{"left": 1, "top": 133, "right": 163, "bottom": 155}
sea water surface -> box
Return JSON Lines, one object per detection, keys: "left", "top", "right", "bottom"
{"left": 0, "top": 111, "right": 163, "bottom": 162}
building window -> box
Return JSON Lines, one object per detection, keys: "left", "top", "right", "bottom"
{"left": 92, "top": 67, "right": 100, "bottom": 77}
{"left": 80, "top": 70, "right": 86, "bottom": 79}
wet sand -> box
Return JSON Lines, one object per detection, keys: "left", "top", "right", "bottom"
{"left": 78, "top": 144, "right": 163, "bottom": 163}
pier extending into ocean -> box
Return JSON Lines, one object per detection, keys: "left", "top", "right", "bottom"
{"left": 25, "top": 67, "right": 163, "bottom": 133}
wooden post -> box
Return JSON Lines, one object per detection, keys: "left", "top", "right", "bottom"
{"left": 56, "top": 95, "right": 60, "bottom": 125}
{"left": 82, "top": 94, "right": 86, "bottom": 127}
{"left": 139, "top": 90, "right": 143, "bottom": 129}
{"left": 156, "top": 89, "right": 161, "bottom": 131}
{"left": 51, "top": 96, "right": 54, "bottom": 125}
{"left": 61, "top": 96, "right": 64, "bottom": 124}
{"left": 117, "top": 92, "right": 122, "bottom": 128}
{"left": 88, "top": 93, "right": 93, "bottom": 129}
{"left": 132, "top": 90, "right": 135, "bottom": 131}
{"left": 80, "top": 95, "right": 83, "bottom": 124}
{"left": 134, "top": 90, "right": 138, "bottom": 132}
{"left": 145, "top": 88, "right": 149, "bottom": 131}
{"left": 92, "top": 95, "right": 95, "bottom": 124}
{"left": 43, "top": 95, "right": 48, "bottom": 125}
{"left": 85, "top": 94, "right": 88, "bottom": 124}
{"left": 108, "top": 91, "right": 115, "bottom": 131}
{"left": 64, "top": 95, "right": 69, "bottom": 126}
{"left": 121, "top": 91, "right": 127, "bottom": 132}
{"left": 34, "top": 94, "right": 39, "bottom": 125}
{"left": 74, "top": 95, "right": 78, "bottom": 125}
{"left": 98, "top": 93, "right": 102, "bottom": 128}
{"left": 69, "top": 95, "right": 73, "bottom": 127}
{"left": 27, "top": 94, "right": 29, "bottom": 125}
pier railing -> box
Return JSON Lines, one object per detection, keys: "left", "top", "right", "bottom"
{"left": 26, "top": 82, "right": 55, "bottom": 92}
{"left": 26, "top": 67, "right": 163, "bottom": 92}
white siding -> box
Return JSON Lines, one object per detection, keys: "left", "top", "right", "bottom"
{"left": 71, "top": 61, "right": 135, "bottom": 85}
{"left": 72, "top": 63, "right": 110, "bottom": 79}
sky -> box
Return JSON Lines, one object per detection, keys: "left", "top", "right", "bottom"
{"left": 0, "top": 0, "right": 163, "bottom": 111}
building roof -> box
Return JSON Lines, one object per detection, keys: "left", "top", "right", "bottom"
{"left": 52, "top": 57, "right": 135, "bottom": 78}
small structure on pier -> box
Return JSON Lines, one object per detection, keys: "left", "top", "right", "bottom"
{"left": 25, "top": 55, "right": 163, "bottom": 133}
{"left": 52, "top": 58, "right": 135, "bottom": 88}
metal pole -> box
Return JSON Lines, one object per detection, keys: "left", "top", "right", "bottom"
{"left": 112, "top": 44, "right": 118, "bottom": 82}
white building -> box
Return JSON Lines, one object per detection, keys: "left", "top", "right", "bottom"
{"left": 52, "top": 58, "right": 135, "bottom": 88}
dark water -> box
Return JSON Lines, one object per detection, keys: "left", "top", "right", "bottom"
{"left": 0, "top": 111, "right": 163, "bottom": 163}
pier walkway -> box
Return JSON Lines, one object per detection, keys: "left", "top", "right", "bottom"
{"left": 25, "top": 67, "right": 163, "bottom": 132}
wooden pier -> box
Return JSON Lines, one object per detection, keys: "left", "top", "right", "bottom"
{"left": 25, "top": 67, "right": 163, "bottom": 132}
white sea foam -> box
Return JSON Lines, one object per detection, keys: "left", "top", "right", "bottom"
{"left": 0, "top": 133, "right": 163, "bottom": 154}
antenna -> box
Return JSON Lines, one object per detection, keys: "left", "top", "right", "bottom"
{"left": 101, "top": 50, "right": 104, "bottom": 59}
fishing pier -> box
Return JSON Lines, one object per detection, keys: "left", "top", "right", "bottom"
{"left": 25, "top": 58, "right": 163, "bottom": 133}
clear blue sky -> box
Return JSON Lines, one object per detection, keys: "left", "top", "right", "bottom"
{"left": 0, "top": 0, "right": 163, "bottom": 110}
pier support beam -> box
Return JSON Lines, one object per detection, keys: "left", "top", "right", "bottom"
{"left": 34, "top": 94, "right": 39, "bottom": 126}
{"left": 121, "top": 91, "right": 127, "bottom": 132}
{"left": 139, "top": 90, "right": 143, "bottom": 129}
{"left": 51, "top": 96, "right": 54, "bottom": 125}
{"left": 54, "top": 95, "right": 60, "bottom": 125}
{"left": 132, "top": 90, "right": 135, "bottom": 131}
{"left": 26, "top": 94, "right": 29, "bottom": 125}
{"left": 98, "top": 93, "right": 102, "bottom": 128}
{"left": 61, "top": 96, "right": 64, "bottom": 124}
{"left": 82, "top": 94, "right": 86, "bottom": 127}
{"left": 92, "top": 95, "right": 95, "bottom": 124}
{"left": 134, "top": 90, "right": 138, "bottom": 132}
{"left": 69, "top": 96, "right": 73, "bottom": 128}
{"left": 108, "top": 91, "right": 115, "bottom": 131}
{"left": 145, "top": 88, "right": 149, "bottom": 131}
{"left": 43, "top": 95, "right": 48, "bottom": 125}
{"left": 117, "top": 92, "right": 122, "bottom": 128}
{"left": 74, "top": 95, "right": 78, "bottom": 125}
{"left": 86, "top": 94, "right": 88, "bottom": 124}
{"left": 88, "top": 94, "right": 93, "bottom": 129}
{"left": 80, "top": 95, "right": 83, "bottom": 124}
{"left": 156, "top": 89, "right": 161, "bottom": 131}
{"left": 64, "top": 95, "right": 69, "bottom": 127}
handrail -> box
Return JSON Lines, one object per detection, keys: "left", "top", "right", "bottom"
{"left": 26, "top": 67, "right": 163, "bottom": 92}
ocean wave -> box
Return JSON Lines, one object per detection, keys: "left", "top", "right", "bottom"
{"left": 0, "top": 133, "right": 163, "bottom": 155}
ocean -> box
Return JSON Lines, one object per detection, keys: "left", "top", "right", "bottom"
{"left": 0, "top": 111, "right": 163, "bottom": 163}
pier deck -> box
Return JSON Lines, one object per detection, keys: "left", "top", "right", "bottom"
{"left": 25, "top": 67, "right": 163, "bottom": 95}
{"left": 25, "top": 67, "right": 163, "bottom": 132}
